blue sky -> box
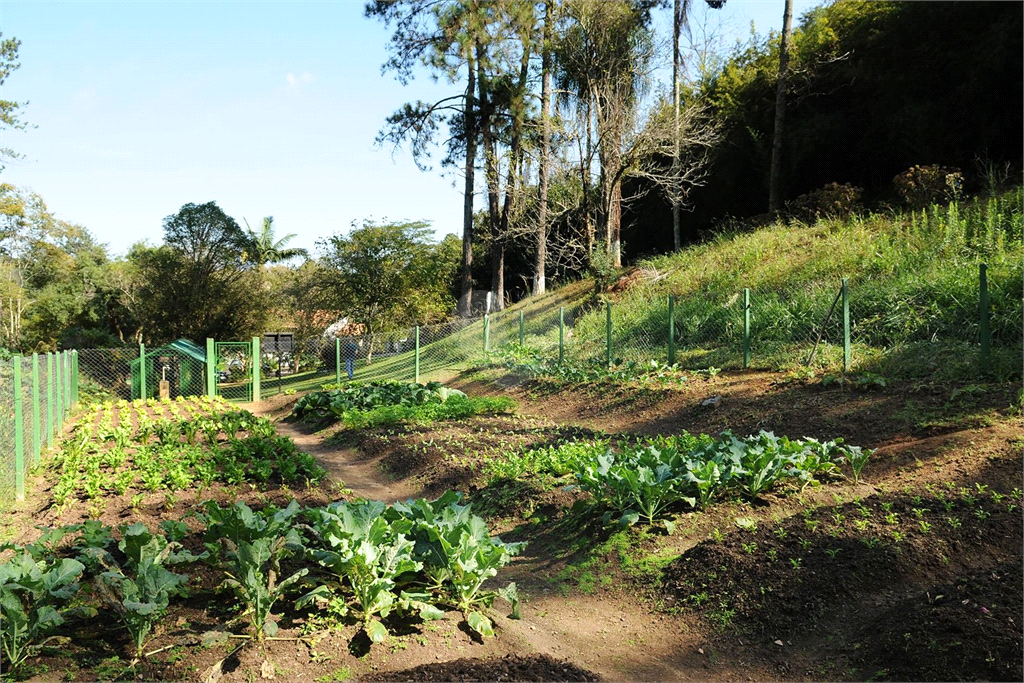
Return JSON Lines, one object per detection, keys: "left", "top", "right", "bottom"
{"left": 1, "top": 0, "right": 820, "bottom": 257}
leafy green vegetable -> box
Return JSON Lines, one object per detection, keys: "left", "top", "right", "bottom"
{"left": 0, "top": 553, "right": 88, "bottom": 673}
{"left": 199, "top": 501, "right": 308, "bottom": 639}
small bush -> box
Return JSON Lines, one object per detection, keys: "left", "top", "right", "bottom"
{"left": 787, "top": 182, "right": 863, "bottom": 221}
{"left": 893, "top": 165, "right": 964, "bottom": 209}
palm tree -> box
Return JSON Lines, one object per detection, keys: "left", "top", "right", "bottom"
{"left": 242, "top": 216, "right": 309, "bottom": 265}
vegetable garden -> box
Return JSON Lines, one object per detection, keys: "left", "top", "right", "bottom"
{"left": 1, "top": 363, "right": 1020, "bottom": 682}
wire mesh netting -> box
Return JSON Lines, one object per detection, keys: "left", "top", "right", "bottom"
{"left": 1, "top": 352, "right": 74, "bottom": 501}
{"left": 78, "top": 347, "right": 139, "bottom": 402}
{"left": 0, "top": 358, "right": 15, "bottom": 501}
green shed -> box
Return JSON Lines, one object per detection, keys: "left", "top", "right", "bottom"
{"left": 130, "top": 339, "right": 207, "bottom": 400}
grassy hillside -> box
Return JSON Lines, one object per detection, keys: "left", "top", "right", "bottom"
{"left": 567, "top": 188, "right": 1023, "bottom": 380}
{"left": 274, "top": 189, "right": 1021, "bottom": 392}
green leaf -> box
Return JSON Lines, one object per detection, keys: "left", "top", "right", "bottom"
{"left": 466, "top": 611, "right": 494, "bottom": 638}
{"left": 365, "top": 619, "right": 389, "bottom": 643}
{"left": 263, "top": 620, "right": 279, "bottom": 637}
{"left": 618, "top": 511, "right": 640, "bottom": 528}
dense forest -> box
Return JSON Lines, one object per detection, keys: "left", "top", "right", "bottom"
{"left": 0, "top": 0, "right": 1020, "bottom": 353}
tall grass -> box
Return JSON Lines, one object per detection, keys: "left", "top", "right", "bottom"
{"left": 568, "top": 188, "right": 1023, "bottom": 379}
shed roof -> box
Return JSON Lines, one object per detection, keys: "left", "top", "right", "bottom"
{"left": 137, "top": 339, "right": 207, "bottom": 363}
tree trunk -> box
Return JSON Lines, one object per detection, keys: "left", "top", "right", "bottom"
{"left": 672, "top": 0, "right": 683, "bottom": 251}
{"left": 534, "top": 0, "right": 552, "bottom": 297}
{"left": 768, "top": 0, "right": 794, "bottom": 214}
{"left": 458, "top": 53, "right": 478, "bottom": 317}
{"left": 489, "top": 242, "right": 504, "bottom": 311}
{"left": 584, "top": 100, "right": 594, "bottom": 256}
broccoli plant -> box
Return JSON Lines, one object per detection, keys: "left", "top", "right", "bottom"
{"left": 199, "top": 500, "right": 308, "bottom": 639}
{"left": 88, "top": 523, "right": 198, "bottom": 657}
{"left": 302, "top": 501, "right": 440, "bottom": 644}
{"left": 0, "top": 553, "right": 89, "bottom": 674}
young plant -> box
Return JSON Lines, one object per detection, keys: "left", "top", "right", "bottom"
{"left": 200, "top": 500, "right": 308, "bottom": 639}
{"left": 0, "top": 553, "right": 89, "bottom": 674}
{"left": 88, "top": 524, "right": 197, "bottom": 658}
{"left": 303, "top": 501, "right": 440, "bottom": 644}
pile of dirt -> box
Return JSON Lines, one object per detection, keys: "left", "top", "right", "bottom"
{"left": 851, "top": 559, "right": 1023, "bottom": 682}
{"left": 660, "top": 489, "right": 1022, "bottom": 641}
{"left": 360, "top": 654, "right": 603, "bottom": 682}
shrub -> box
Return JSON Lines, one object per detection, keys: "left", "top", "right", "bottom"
{"left": 893, "top": 165, "right": 963, "bottom": 209}
{"left": 787, "top": 182, "right": 863, "bottom": 220}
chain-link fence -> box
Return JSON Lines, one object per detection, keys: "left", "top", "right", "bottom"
{"left": 1, "top": 350, "right": 77, "bottom": 502}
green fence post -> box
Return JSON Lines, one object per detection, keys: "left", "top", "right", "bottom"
{"left": 14, "top": 355, "right": 25, "bottom": 501}
{"left": 842, "top": 278, "right": 851, "bottom": 372}
{"left": 668, "top": 295, "right": 676, "bottom": 366}
{"left": 743, "top": 288, "right": 751, "bottom": 369}
{"left": 414, "top": 326, "right": 420, "bottom": 383}
{"left": 251, "top": 337, "right": 261, "bottom": 403}
{"left": 139, "top": 343, "right": 147, "bottom": 400}
{"left": 55, "top": 352, "right": 63, "bottom": 430}
{"left": 606, "top": 301, "right": 613, "bottom": 367}
{"left": 72, "top": 350, "right": 78, "bottom": 406}
{"left": 519, "top": 310, "right": 525, "bottom": 346}
{"left": 46, "top": 353, "right": 54, "bottom": 447}
{"left": 558, "top": 307, "right": 565, "bottom": 364}
{"left": 335, "top": 337, "right": 341, "bottom": 384}
{"left": 483, "top": 314, "right": 491, "bottom": 353}
{"left": 60, "top": 352, "right": 67, "bottom": 419}
{"left": 32, "top": 354, "right": 40, "bottom": 466}
{"left": 979, "top": 263, "right": 990, "bottom": 374}
{"left": 206, "top": 338, "right": 216, "bottom": 397}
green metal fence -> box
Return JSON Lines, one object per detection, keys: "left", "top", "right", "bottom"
{"left": 1, "top": 350, "right": 78, "bottom": 503}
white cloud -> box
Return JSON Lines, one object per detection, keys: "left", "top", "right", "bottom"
{"left": 286, "top": 71, "right": 315, "bottom": 89}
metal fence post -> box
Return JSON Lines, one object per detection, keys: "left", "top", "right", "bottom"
{"left": 206, "top": 338, "right": 216, "bottom": 397}
{"left": 55, "top": 352, "right": 63, "bottom": 430}
{"left": 46, "top": 353, "right": 54, "bottom": 446}
{"left": 484, "top": 314, "right": 491, "bottom": 353}
{"left": 606, "top": 301, "right": 613, "bottom": 367}
{"left": 251, "top": 336, "right": 261, "bottom": 403}
{"left": 842, "top": 278, "right": 851, "bottom": 372}
{"left": 335, "top": 337, "right": 341, "bottom": 385}
{"left": 519, "top": 310, "right": 525, "bottom": 346}
{"left": 668, "top": 295, "right": 676, "bottom": 366}
{"left": 61, "top": 351, "right": 68, "bottom": 418}
{"left": 72, "top": 350, "right": 78, "bottom": 406}
{"left": 32, "top": 354, "right": 40, "bottom": 466}
{"left": 743, "top": 288, "right": 751, "bottom": 369}
{"left": 979, "top": 263, "right": 990, "bottom": 374}
{"left": 558, "top": 307, "right": 565, "bottom": 364}
{"left": 414, "top": 326, "right": 420, "bottom": 383}
{"left": 14, "top": 355, "right": 25, "bottom": 501}
{"left": 139, "top": 342, "right": 147, "bottom": 400}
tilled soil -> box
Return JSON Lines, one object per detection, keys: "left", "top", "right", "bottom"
{"left": 360, "top": 654, "right": 603, "bottom": 682}
{"left": 4, "top": 369, "right": 1021, "bottom": 683}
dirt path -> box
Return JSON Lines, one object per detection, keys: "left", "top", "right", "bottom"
{"left": 270, "top": 419, "right": 415, "bottom": 504}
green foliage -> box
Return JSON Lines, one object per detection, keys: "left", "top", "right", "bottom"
{"left": 128, "top": 201, "right": 272, "bottom": 345}
{"left": 490, "top": 346, "right": 688, "bottom": 387}
{"left": 303, "top": 493, "right": 523, "bottom": 643}
{"left": 89, "top": 524, "right": 197, "bottom": 656}
{"left": 48, "top": 398, "right": 325, "bottom": 507}
{"left": 317, "top": 220, "right": 459, "bottom": 335}
{"left": 293, "top": 382, "right": 513, "bottom": 430}
{"left": 292, "top": 381, "right": 456, "bottom": 419}
{"left": 198, "top": 500, "right": 308, "bottom": 639}
{"left": 572, "top": 430, "right": 870, "bottom": 527}
{"left": 0, "top": 553, "right": 88, "bottom": 673}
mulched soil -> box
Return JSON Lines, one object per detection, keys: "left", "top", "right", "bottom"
{"left": 359, "top": 654, "right": 603, "bottom": 682}
{"left": 660, "top": 473, "right": 1023, "bottom": 681}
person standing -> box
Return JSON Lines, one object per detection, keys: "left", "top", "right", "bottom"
{"left": 344, "top": 338, "right": 358, "bottom": 380}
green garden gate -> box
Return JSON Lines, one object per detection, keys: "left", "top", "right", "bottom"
{"left": 215, "top": 341, "right": 253, "bottom": 402}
